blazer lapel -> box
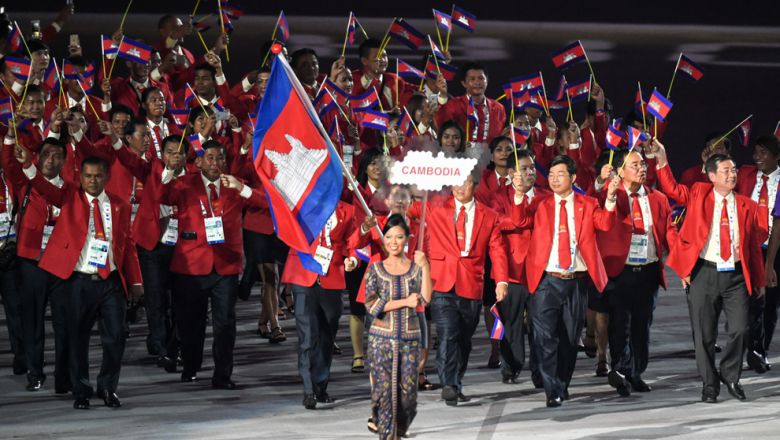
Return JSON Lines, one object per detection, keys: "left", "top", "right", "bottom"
{"left": 469, "top": 203, "right": 486, "bottom": 253}
{"left": 573, "top": 194, "right": 586, "bottom": 241}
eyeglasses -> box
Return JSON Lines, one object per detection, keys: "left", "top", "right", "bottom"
{"left": 548, "top": 172, "right": 571, "bottom": 181}
{"left": 623, "top": 163, "right": 648, "bottom": 171}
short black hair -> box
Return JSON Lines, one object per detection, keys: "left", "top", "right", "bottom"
{"left": 124, "top": 118, "right": 147, "bottom": 137}
{"left": 162, "top": 134, "right": 188, "bottom": 154}
{"left": 189, "top": 105, "right": 214, "bottom": 124}
{"left": 26, "top": 39, "right": 49, "bottom": 55}
{"left": 290, "top": 48, "right": 317, "bottom": 68}
{"left": 81, "top": 156, "right": 108, "bottom": 173}
{"left": 459, "top": 61, "right": 487, "bottom": 83}
{"left": 704, "top": 153, "right": 734, "bottom": 174}
{"left": 358, "top": 38, "right": 382, "bottom": 59}
{"left": 23, "top": 84, "right": 44, "bottom": 99}
{"left": 756, "top": 134, "right": 780, "bottom": 157}
{"left": 194, "top": 63, "right": 217, "bottom": 81}
{"left": 40, "top": 137, "right": 67, "bottom": 157}
{"left": 65, "top": 55, "right": 90, "bottom": 69}
{"left": 201, "top": 139, "right": 223, "bottom": 152}
{"left": 141, "top": 86, "right": 163, "bottom": 105}
{"left": 110, "top": 104, "right": 134, "bottom": 120}
{"left": 157, "top": 14, "right": 177, "bottom": 30}
{"left": 550, "top": 154, "right": 577, "bottom": 175}
{"left": 382, "top": 213, "right": 410, "bottom": 237}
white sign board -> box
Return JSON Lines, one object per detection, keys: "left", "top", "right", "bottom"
{"left": 389, "top": 151, "right": 478, "bottom": 191}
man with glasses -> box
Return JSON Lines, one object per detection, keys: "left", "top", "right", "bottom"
{"left": 650, "top": 140, "right": 766, "bottom": 403}
{"left": 595, "top": 150, "right": 678, "bottom": 397}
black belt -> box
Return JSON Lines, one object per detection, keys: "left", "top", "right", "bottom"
{"left": 73, "top": 270, "right": 117, "bottom": 281}
{"left": 624, "top": 261, "right": 660, "bottom": 272}
{"left": 546, "top": 271, "right": 588, "bottom": 280}
{"left": 697, "top": 258, "right": 742, "bottom": 270}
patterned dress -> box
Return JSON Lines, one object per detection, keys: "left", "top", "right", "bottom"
{"left": 365, "top": 261, "right": 423, "bottom": 440}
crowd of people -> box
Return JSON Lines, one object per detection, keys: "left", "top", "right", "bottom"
{"left": 1, "top": 4, "right": 778, "bottom": 440}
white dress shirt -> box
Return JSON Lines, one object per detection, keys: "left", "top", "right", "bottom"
{"left": 454, "top": 198, "right": 476, "bottom": 257}
{"left": 625, "top": 185, "right": 658, "bottom": 265}
{"left": 751, "top": 167, "right": 780, "bottom": 245}
{"left": 701, "top": 191, "right": 740, "bottom": 263}
{"left": 546, "top": 192, "right": 588, "bottom": 273}
{"left": 75, "top": 191, "right": 116, "bottom": 274}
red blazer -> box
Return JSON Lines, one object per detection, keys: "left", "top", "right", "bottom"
{"left": 679, "top": 164, "right": 709, "bottom": 188}
{"left": 514, "top": 193, "right": 616, "bottom": 293}
{"left": 595, "top": 185, "right": 678, "bottom": 288}
{"left": 158, "top": 173, "right": 265, "bottom": 276}
{"left": 80, "top": 138, "right": 145, "bottom": 206}
{"left": 736, "top": 165, "right": 759, "bottom": 197}
{"left": 109, "top": 77, "right": 174, "bottom": 118}
{"left": 411, "top": 198, "right": 509, "bottom": 300}
{"left": 656, "top": 165, "right": 766, "bottom": 293}
{"left": 280, "top": 201, "right": 357, "bottom": 290}
{"left": 27, "top": 174, "right": 142, "bottom": 294}
{"left": 351, "top": 69, "right": 415, "bottom": 111}
{"left": 475, "top": 167, "right": 510, "bottom": 206}
{"left": 435, "top": 95, "right": 506, "bottom": 145}
{"left": 1, "top": 144, "right": 79, "bottom": 260}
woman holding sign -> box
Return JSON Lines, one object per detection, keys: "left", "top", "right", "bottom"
{"left": 364, "top": 214, "right": 432, "bottom": 439}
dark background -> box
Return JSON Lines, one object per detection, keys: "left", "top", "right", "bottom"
{"left": 7, "top": 1, "right": 780, "bottom": 173}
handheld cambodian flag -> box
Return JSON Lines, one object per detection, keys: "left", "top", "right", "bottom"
{"left": 553, "top": 75, "right": 567, "bottom": 101}
{"left": 510, "top": 73, "right": 543, "bottom": 95}
{"left": 513, "top": 127, "right": 530, "bottom": 145}
{"left": 0, "top": 98, "right": 12, "bottom": 121}
{"left": 188, "top": 134, "right": 204, "bottom": 156}
{"left": 388, "top": 18, "right": 425, "bottom": 51}
{"left": 323, "top": 78, "right": 349, "bottom": 106}
{"left": 252, "top": 55, "right": 344, "bottom": 256}
{"left": 566, "top": 77, "right": 591, "bottom": 103}
{"left": 43, "top": 61, "right": 60, "bottom": 91}
{"left": 425, "top": 59, "right": 456, "bottom": 81}
{"left": 77, "top": 64, "right": 96, "bottom": 93}
{"left": 220, "top": 13, "right": 235, "bottom": 33}
{"left": 634, "top": 89, "right": 648, "bottom": 114}
{"left": 313, "top": 88, "right": 336, "bottom": 118}
{"left": 489, "top": 304, "right": 504, "bottom": 340}
{"left": 397, "top": 59, "right": 425, "bottom": 80}
{"left": 432, "top": 9, "right": 452, "bottom": 32}
{"left": 467, "top": 96, "right": 478, "bottom": 123}
{"left": 356, "top": 108, "right": 390, "bottom": 132}
{"left": 399, "top": 108, "right": 416, "bottom": 137}
{"left": 677, "top": 54, "right": 704, "bottom": 81}
{"left": 6, "top": 24, "right": 23, "bottom": 54}
{"left": 513, "top": 91, "right": 530, "bottom": 111}
{"left": 606, "top": 124, "right": 624, "bottom": 151}
{"left": 627, "top": 126, "right": 649, "bottom": 151}
{"left": 451, "top": 5, "right": 476, "bottom": 32}
{"left": 551, "top": 41, "right": 586, "bottom": 70}
{"left": 169, "top": 108, "right": 190, "bottom": 128}
{"left": 428, "top": 36, "right": 446, "bottom": 60}
{"left": 117, "top": 38, "right": 152, "bottom": 65}
{"left": 191, "top": 14, "right": 212, "bottom": 33}
{"left": 646, "top": 89, "right": 673, "bottom": 122}
{"left": 184, "top": 83, "right": 198, "bottom": 106}
{"left": 738, "top": 118, "right": 752, "bottom": 147}
{"left": 102, "top": 35, "right": 118, "bottom": 57}
{"left": 349, "top": 88, "right": 380, "bottom": 110}
{"left": 346, "top": 12, "right": 358, "bottom": 45}
{"left": 275, "top": 11, "right": 290, "bottom": 43}
{"left": 5, "top": 56, "right": 31, "bottom": 82}
{"left": 220, "top": 1, "right": 243, "bottom": 20}
{"left": 612, "top": 117, "right": 623, "bottom": 131}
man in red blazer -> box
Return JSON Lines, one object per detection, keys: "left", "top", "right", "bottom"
{"left": 2, "top": 135, "right": 75, "bottom": 393}
{"left": 13, "top": 137, "right": 143, "bottom": 410}
{"left": 158, "top": 140, "right": 265, "bottom": 390}
{"left": 140, "top": 87, "right": 182, "bottom": 161}
{"left": 651, "top": 140, "right": 766, "bottom": 403}
{"left": 512, "top": 154, "right": 618, "bottom": 407}
{"left": 111, "top": 134, "right": 189, "bottom": 372}
{"left": 351, "top": 39, "right": 416, "bottom": 112}
{"left": 735, "top": 135, "right": 780, "bottom": 373}
{"left": 418, "top": 174, "right": 509, "bottom": 406}
{"left": 435, "top": 62, "right": 506, "bottom": 148}
{"left": 595, "top": 150, "right": 678, "bottom": 397}
{"left": 281, "top": 201, "right": 359, "bottom": 409}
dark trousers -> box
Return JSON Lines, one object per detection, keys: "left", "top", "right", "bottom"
{"left": 19, "top": 258, "right": 69, "bottom": 384}
{"left": 137, "top": 244, "right": 177, "bottom": 357}
{"left": 67, "top": 272, "right": 126, "bottom": 399}
{"left": 0, "top": 265, "right": 23, "bottom": 359}
{"left": 606, "top": 262, "right": 660, "bottom": 378}
{"left": 431, "top": 290, "right": 482, "bottom": 391}
{"left": 172, "top": 272, "right": 238, "bottom": 382}
{"left": 688, "top": 260, "right": 748, "bottom": 394}
{"left": 749, "top": 248, "right": 780, "bottom": 354}
{"left": 498, "top": 282, "right": 529, "bottom": 376}
{"left": 292, "top": 284, "right": 342, "bottom": 395}
{"left": 530, "top": 275, "right": 588, "bottom": 399}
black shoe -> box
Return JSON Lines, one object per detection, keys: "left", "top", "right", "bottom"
{"left": 26, "top": 376, "right": 44, "bottom": 392}
{"left": 546, "top": 396, "right": 562, "bottom": 407}
{"left": 157, "top": 355, "right": 177, "bottom": 373}
{"left": 441, "top": 386, "right": 458, "bottom": 406}
{"left": 457, "top": 392, "right": 471, "bottom": 403}
{"left": 747, "top": 350, "right": 769, "bottom": 374}
{"left": 501, "top": 372, "right": 519, "bottom": 384}
{"left": 73, "top": 397, "right": 90, "bottom": 409}
{"left": 608, "top": 370, "right": 631, "bottom": 397}
{"left": 98, "top": 390, "right": 122, "bottom": 408}
{"left": 269, "top": 327, "right": 287, "bottom": 344}
{"left": 595, "top": 360, "right": 609, "bottom": 377}
{"left": 55, "top": 381, "right": 72, "bottom": 395}
{"left": 487, "top": 351, "right": 501, "bottom": 369}
{"left": 12, "top": 355, "right": 27, "bottom": 375}
{"left": 332, "top": 343, "right": 342, "bottom": 355}
{"left": 180, "top": 372, "right": 197, "bottom": 383}
{"left": 718, "top": 375, "right": 746, "bottom": 401}
{"left": 315, "top": 392, "right": 335, "bottom": 404}
{"left": 629, "top": 376, "right": 652, "bottom": 392}
{"left": 303, "top": 394, "right": 317, "bottom": 409}
{"left": 584, "top": 346, "right": 597, "bottom": 359}
{"left": 701, "top": 389, "right": 718, "bottom": 403}
{"left": 211, "top": 378, "right": 237, "bottom": 390}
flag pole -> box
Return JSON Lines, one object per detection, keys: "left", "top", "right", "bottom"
{"left": 191, "top": 0, "right": 201, "bottom": 16}
{"left": 0, "top": 79, "right": 17, "bottom": 104}
{"left": 178, "top": 125, "right": 187, "bottom": 153}
{"left": 395, "top": 59, "right": 399, "bottom": 110}
{"left": 509, "top": 110, "right": 519, "bottom": 172}
{"left": 76, "top": 80, "right": 101, "bottom": 120}
{"left": 270, "top": 11, "right": 281, "bottom": 41}
{"left": 341, "top": 12, "right": 353, "bottom": 58}
{"left": 713, "top": 114, "right": 753, "bottom": 147}
{"left": 580, "top": 40, "right": 598, "bottom": 85}
{"left": 186, "top": 83, "right": 211, "bottom": 116}
{"left": 537, "top": 90, "right": 550, "bottom": 118}
{"left": 100, "top": 34, "right": 107, "bottom": 79}
{"left": 403, "top": 107, "right": 421, "bottom": 136}
{"left": 377, "top": 18, "right": 396, "bottom": 58}
{"left": 445, "top": 5, "right": 454, "bottom": 51}
{"left": 427, "top": 36, "right": 442, "bottom": 77}
{"left": 57, "top": 59, "right": 66, "bottom": 108}
{"left": 196, "top": 31, "right": 210, "bottom": 53}
{"left": 107, "top": 36, "right": 125, "bottom": 80}
{"left": 274, "top": 55, "right": 382, "bottom": 236}
{"left": 566, "top": 90, "right": 573, "bottom": 122}
{"left": 217, "top": 0, "right": 230, "bottom": 62}
{"left": 638, "top": 81, "right": 647, "bottom": 132}
{"left": 666, "top": 52, "right": 683, "bottom": 99}
{"left": 119, "top": 0, "right": 133, "bottom": 31}
{"left": 416, "top": 190, "right": 428, "bottom": 251}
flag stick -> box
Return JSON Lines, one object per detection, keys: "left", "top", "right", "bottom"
{"left": 509, "top": 112, "right": 519, "bottom": 172}
{"left": 270, "top": 11, "right": 281, "bottom": 41}
{"left": 178, "top": 125, "right": 187, "bottom": 153}
{"left": 416, "top": 190, "right": 428, "bottom": 251}
{"left": 566, "top": 91, "right": 573, "bottom": 122}
{"left": 100, "top": 34, "right": 107, "bottom": 79}
{"left": 14, "top": 22, "right": 33, "bottom": 58}
{"left": 497, "top": 93, "right": 506, "bottom": 101}
{"left": 216, "top": 1, "right": 230, "bottom": 63}
{"left": 357, "top": 21, "right": 369, "bottom": 39}
{"left": 0, "top": 79, "right": 18, "bottom": 104}
{"left": 196, "top": 31, "right": 210, "bottom": 53}
{"left": 587, "top": 74, "right": 593, "bottom": 102}
{"left": 377, "top": 19, "right": 396, "bottom": 59}
{"left": 537, "top": 91, "right": 550, "bottom": 118}
{"left": 539, "top": 70, "right": 550, "bottom": 111}
{"left": 445, "top": 5, "right": 454, "bottom": 51}
{"left": 395, "top": 59, "right": 399, "bottom": 110}
{"left": 402, "top": 107, "right": 421, "bottom": 136}
{"left": 191, "top": 0, "right": 201, "bottom": 16}
{"left": 713, "top": 114, "right": 753, "bottom": 147}
{"left": 638, "top": 81, "right": 647, "bottom": 131}
{"left": 107, "top": 36, "right": 125, "bottom": 80}
{"left": 433, "top": 10, "right": 445, "bottom": 50}
{"left": 580, "top": 40, "right": 598, "bottom": 85}
{"left": 76, "top": 80, "right": 101, "bottom": 120}
{"left": 17, "top": 73, "right": 32, "bottom": 113}
{"left": 418, "top": 56, "right": 429, "bottom": 92}
{"left": 666, "top": 52, "right": 683, "bottom": 98}
{"left": 57, "top": 60, "right": 66, "bottom": 108}
{"left": 341, "top": 12, "right": 353, "bottom": 58}
{"left": 654, "top": 118, "right": 658, "bottom": 139}
{"left": 187, "top": 83, "right": 210, "bottom": 116}
{"left": 325, "top": 89, "right": 351, "bottom": 123}
{"left": 428, "top": 36, "right": 442, "bottom": 77}
{"left": 119, "top": 0, "right": 133, "bottom": 31}
{"left": 608, "top": 149, "right": 614, "bottom": 167}
{"left": 465, "top": 119, "right": 470, "bottom": 144}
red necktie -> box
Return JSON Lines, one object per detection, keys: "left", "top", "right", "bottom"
{"left": 0, "top": 177, "right": 6, "bottom": 214}
{"left": 153, "top": 125, "right": 163, "bottom": 158}
{"left": 630, "top": 193, "right": 645, "bottom": 234}
{"left": 208, "top": 183, "right": 221, "bottom": 216}
{"left": 456, "top": 206, "right": 467, "bottom": 252}
{"left": 558, "top": 199, "right": 572, "bottom": 269}
{"left": 719, "top": 198, "right": 732, "bottom": 261}
{"left": 92, "top": 199, "right": 111, "bottom": 279}
{"left": 758, "top": 175, "right": 769, "bottom": 231}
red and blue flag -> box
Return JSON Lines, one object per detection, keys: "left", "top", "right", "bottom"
{"left": 738, "top": 118, "right": 752, "bottom": 147}
{"left": 349, "top": 88, "right": 380, "bottom": 110}
{"left": 627, "top": 126, "right": 649, "bottom": 150}
{"left": 646, "top": 89, "right": 673, "bottom": 122}
{"left": 0, "top": 98, "right": 12, "bottom": 121}
{"left": 425, "top": 59, "right": 456, "bottom": 80}
{"left": 432, "top": 9, "right": 452, "bottom": 32}
{"left": 606, "top": 125, "right": 624, "bottom": 151}
{"left": 5, "top": 56, "right": 31, "bottom": 82}
{"left": 397, "top": 59, "right": 425, "bottom": 80}
{"left": 275, "top": 11, "right": 290, "bottom": 43}
{"left": 451, "top": 5, "right": 476, "bottom": 32}
{"left": 323, "top": 78, "right": 349, "bottom": 106}
{"left": 512, "top": 127, "right": 530, "bottom": 145}
{"left": 551, "top": 41, "right": 586, "bottom": 70}
{"left": 566, "top": 77, "right": 591, "bottom": 103}
{"left": 220, "top": 1, "right": 243, "bottom": 20}
{"left": 169, "top": 108, "right": 189, "bottom": 128}
{"left": 313, "top": 88, "right": 336, "bottom": 118}
{"left": 489, "top": 304, "right": 504, "bottom": 340}
{"left": 510, "top": 73, "right": 543, "bottom": 95}
{"left": 355, "top": 108, "right": 390, "bottom": 132}
{"left": 388, "top": 18, "right": 425, "bottom": 51}
{"left": 117, "top": 38, "right": 152, "bottom": 65}
{"left": 677, "top": 54, "right": 704, "bottom": 81}
{"left": 6, "top": 24, "right": 23, "bottom": 54}
{"left": 399, "top": 108, "right": 416, "bottom": 137}
{"left": 191, "top": 14, "right": 212, "bottom": 33}
{"left": 102, "top": 35, "right": 118, "bottom": 57}
{"left": 188, "top": 134, "right": 204, "bottom": 156}
{"left": 467, "top": 96, "right": 478, "bottom": 123}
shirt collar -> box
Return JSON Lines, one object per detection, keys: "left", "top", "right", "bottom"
{"left": 454, "top": 197, "right": 475, "bottom": 212}
{"left": 526, "top": 187, "right": 536, "bottom": 200}
{"left": 84, "top": 190, "right": 108, "bottom": 205}
{"left": 46, "top": 174, "right": 64, "bottom": 187}
{"left": 201, "top": 173, "right": 220, "bottom": 191}
{"left": 131, "top": 78, "right": 149, "bottom": 89}
{"left": 554, "top": 191, "right": 575, "bottom": 204}
{"left": 360, "top": 72, "right": 382, "bottom": 89}
{"left": 533, "top": 120, "right": 543, "bottom": 132}
{"left": 623, "top": 183, "right": 646, "bottom": 197}
{"left": 760, "top": 167, "right": 780, "bottom": 180}
{"left": 713, "top": 190, "right": 734, "bottom": 205}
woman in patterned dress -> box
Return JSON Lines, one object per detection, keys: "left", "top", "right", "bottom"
{"left": 364, "top": 214, "right": 432, "bottom": 439}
